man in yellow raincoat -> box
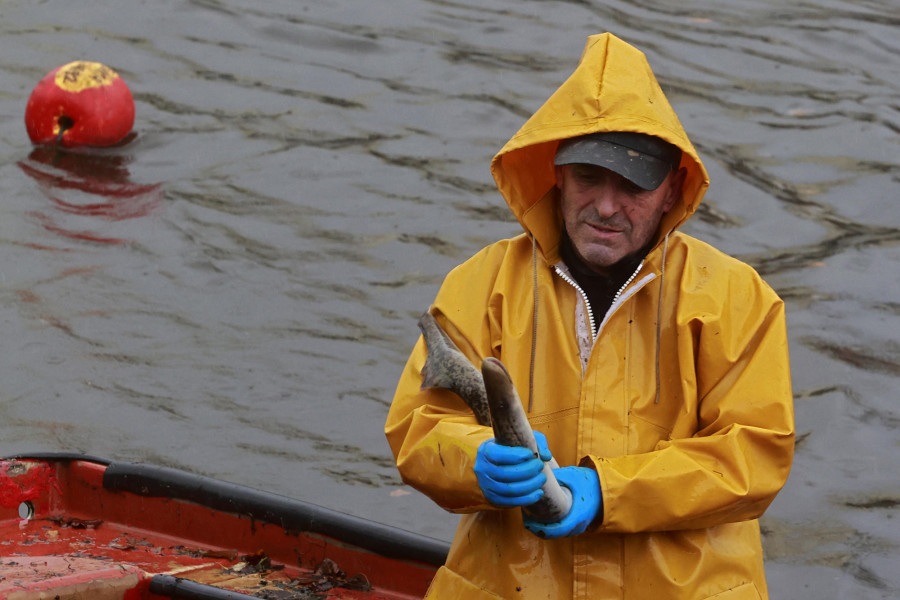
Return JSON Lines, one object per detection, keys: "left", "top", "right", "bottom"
{"left": 386, "top": 33, "right": 794, "bottom": 600}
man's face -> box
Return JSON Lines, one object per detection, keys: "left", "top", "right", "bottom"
{"left": 556, "top": 164, "right": 684, "bottom": 273}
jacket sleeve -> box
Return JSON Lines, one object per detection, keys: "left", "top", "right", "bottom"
{"left": 384, "top": 246, "right": 507, "bottom": 513}
{"left": 585, "top": 266, "right": 795, "bottom": 533}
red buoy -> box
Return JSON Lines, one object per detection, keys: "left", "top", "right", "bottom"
{"left": 24, "top": 61, "right": 135, "bottom": 147}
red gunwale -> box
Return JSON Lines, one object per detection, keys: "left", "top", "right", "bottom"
{"left": 1, "top": 455, "right": 445, "bottom": 599}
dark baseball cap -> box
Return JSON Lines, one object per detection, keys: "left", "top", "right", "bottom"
{"left": 554, "top": 132, "right": 682, "bottom": 191}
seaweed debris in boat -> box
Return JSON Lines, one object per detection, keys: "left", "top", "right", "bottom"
{"left": 251, "top": 557, "right": 371, "bottom": 599}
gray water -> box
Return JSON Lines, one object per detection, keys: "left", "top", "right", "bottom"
{"left": 0, "top": 1, "right": 898, "bottom": 597}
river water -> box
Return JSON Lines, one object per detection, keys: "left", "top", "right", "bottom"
{"left": 0, "top": 1, "right": 898, "bottom": 597}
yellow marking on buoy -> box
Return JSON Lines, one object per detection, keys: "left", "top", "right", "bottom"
{"left": 54, "top": 61, "right": 119, "bottom": 92}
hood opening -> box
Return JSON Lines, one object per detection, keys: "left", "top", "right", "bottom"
{"left": 490, "top": 33, "right": 710, "bottom": 254}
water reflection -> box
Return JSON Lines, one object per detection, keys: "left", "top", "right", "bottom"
{"left": 18, "top": 141, "right": 164, "bottom": 245}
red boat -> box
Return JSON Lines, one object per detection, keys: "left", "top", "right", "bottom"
{"left": 0, "top": 454, "right": 446, "bottom": 599}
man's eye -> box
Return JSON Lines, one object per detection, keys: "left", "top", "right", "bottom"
{"left": 622, "top": 181, "right": 645, "bottom": 195}
{"left": 573, "top": 169, "right": 606, "bottom": 185}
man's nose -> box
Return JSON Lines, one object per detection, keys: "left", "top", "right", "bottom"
{"left": 591, "top": 186, "right": 623, "bottom": 218}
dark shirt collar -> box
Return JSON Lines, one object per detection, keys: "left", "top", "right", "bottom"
{"left": 559, "top": 228, "right": 651, "bottom": 329}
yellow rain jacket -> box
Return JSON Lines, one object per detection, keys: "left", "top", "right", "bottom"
{"left": 386, "top": 33, "right": 794, "bottom": 600}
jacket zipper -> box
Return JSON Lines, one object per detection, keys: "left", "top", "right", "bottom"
{"left": 554, "top": 261, "right": 644, "bottom": 342}
{"left": 554, "top": 266, "right": 597, "bottom": 336}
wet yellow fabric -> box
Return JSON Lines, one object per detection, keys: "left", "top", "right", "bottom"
{"left": 386, "top": 33, "right": 794, "bottom": 600}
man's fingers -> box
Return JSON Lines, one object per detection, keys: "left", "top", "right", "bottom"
{"left": 481, "top": 440, "right": 539, "bottom": 465}
{"left": 480, "top": 456, "right": 545, "bottom": 483}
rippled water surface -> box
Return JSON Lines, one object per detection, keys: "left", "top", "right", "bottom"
{"left": 1, "top": 1, "right": 898, "bottom": 597}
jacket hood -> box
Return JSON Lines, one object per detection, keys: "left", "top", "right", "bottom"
{"left": 490, "top": 33, "right": 710, "bottom": 259}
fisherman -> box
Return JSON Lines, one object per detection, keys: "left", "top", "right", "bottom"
{"left": 386, "top": 33, "right": 794, "bottom": 600}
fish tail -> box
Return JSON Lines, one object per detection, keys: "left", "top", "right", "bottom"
{"left": 419, "top": 354, "right": 443, "bottom": 391}
{"left": 418, "top": 311, "right": 446, "bottom": 390}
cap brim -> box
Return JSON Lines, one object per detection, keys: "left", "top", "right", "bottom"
{"left": 554, "top": 138, "right": 671, "bottom": 191}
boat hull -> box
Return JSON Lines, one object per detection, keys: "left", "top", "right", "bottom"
{"left": 1, "top": 454, "right": 446, "bottom": 599}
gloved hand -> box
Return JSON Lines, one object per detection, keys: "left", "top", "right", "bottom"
{"left": 474, "top": 431, "right": 553, "bottom": 508}
{"left": 523, "top": 466, "right": 602, "bottom": 539}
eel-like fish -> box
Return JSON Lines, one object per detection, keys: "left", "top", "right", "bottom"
{"left": 417, "top": 311, "right": 491, "bottom": 426}
{"left": 481, "top": 357, "right": 572, "bottom": 523}
{"left": 417, "top": 311, "right": 572, "bottom": 523}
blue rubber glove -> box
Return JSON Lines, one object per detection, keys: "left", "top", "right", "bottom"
{"left": 474, "top": 432, "right": 553, "bottom": 508}
{"left": 523, "top": 466, "right": 602, "bottom": 539}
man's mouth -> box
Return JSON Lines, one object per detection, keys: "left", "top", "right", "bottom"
{"left": 588, "top": 223, "right": 622, "bottom": 234}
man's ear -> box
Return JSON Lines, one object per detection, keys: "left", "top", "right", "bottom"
{"left": 554, "top": 165, "right": 565, "bottom": 189}
{"left": 662, "top": 167, "right": 687, "bottom": 213}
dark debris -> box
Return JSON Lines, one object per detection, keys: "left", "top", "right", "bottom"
{"left": 248, "top": 557, "right": 372, "bottom": 600}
